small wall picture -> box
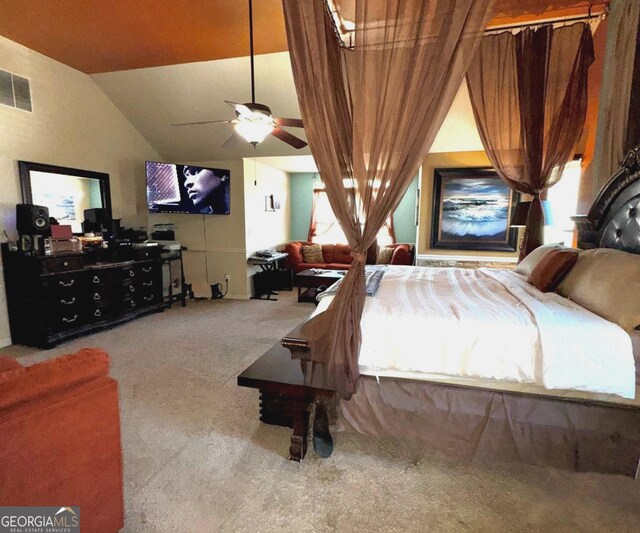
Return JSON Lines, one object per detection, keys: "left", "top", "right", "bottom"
{"left": 264, "top": 194, "right": 281, "bottom": 211}
{"left": 431, "top": 167, "right": 518, "bottom": 252}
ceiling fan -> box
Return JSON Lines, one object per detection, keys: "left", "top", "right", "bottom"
{"left": 170, "top": 0, "right": 307, "bottom": 150}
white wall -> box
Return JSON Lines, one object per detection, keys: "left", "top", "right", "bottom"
{"left": 0, "top": 35, "right": 162, "bottom": 347}
{"left": 149, "top": 160, "right": 249, "bottom": 300}
{"left": 244, "top": 159, "right": 290, "bottom": 253}
{"left": 243, "top": 159, "right": 291, "bottom": 297}
{"left": 148, "top": 159, "right": 292, "bottom": 300}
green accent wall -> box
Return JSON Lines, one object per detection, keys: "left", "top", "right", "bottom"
{"left": 289, "top": 173, "right": 418, "bottom": 244}
{"left": 393, "top": 176, "right": 419, "bottom": 244}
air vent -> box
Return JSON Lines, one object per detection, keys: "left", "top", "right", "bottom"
{"left": 0, "top": 69, "right": 32, "bottom": 111}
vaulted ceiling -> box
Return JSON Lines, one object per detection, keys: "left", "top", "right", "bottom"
{"left": 0, "top": 0, "right": 604, "bottom": 73}
{"left": 0, "top": 0, "right": 606, "bottom": 163}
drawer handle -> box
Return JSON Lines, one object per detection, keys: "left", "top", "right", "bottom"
{"left": 143, "top": 281, "right": 153, "bottom": 287}
{"left": 130, "top": 300, "right": 137, "bottom": 307}
{"left": 142, "top": 267, "right": 152, "bottom": 273}
{"left": 129, "top": 270, "right": 135, "bottom": 277}
{"left": 94, "top": 309, "right": 102, "bottom": 317}
{"left": 60, "top": 297, "right": 76, "bottom": 305}
{"left": 59, "top": 279, "right": 75, "bottom": 287}
{"left": 93, "top": 292, "right": 101, "bottom": 301}
{"left": 63, "top": 261, "right": 69, "bottom": 267}
{"left": 144, "top": 295, "right": 154, "bottom": 302}
{"left": 129, "top": 285, "right": 136, "bottom": 292}
{"left": 62, "top": 314, "right": 78, "bottom": 323}
{"left": 93, "top": 275, "right": 101, "bottom": 284}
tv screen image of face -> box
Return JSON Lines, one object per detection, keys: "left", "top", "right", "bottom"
{"left": 146, "top": 161, "right": 230, "bottom": 215}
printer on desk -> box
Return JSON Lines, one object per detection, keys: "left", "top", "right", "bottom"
{"left": 151, "top": 223, "right": 176, "bottom": 241}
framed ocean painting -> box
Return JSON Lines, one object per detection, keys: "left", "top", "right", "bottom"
{"left": 430, "top": 167, "right": 519, "bottom": 252}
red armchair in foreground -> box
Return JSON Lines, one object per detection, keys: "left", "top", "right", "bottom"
{"left": 0, "top": 349, "right": 124, "bottom": 533}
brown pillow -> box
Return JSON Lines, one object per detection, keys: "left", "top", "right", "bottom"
{"left": 557, "top": 248, "right": 640, "bottom": 331}
{"left": 527, "top": 248, "right": 579, "bottom": 292}
{"left": 301, "top": 244, "right": 324, "bottom": 263}
{"left": 376, "top": 246, "right": 394, "bottom": 265}
{"left": 514, "top": 243, "right": 562, "bottom": 277}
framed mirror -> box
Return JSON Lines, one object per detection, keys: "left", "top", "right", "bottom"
{"left": 19, "top": 161, "right": 112, "bottom": 234}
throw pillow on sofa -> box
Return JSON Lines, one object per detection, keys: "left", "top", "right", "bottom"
{"left": 302, "top": 244, "right": 324, "bottom": 264}
{"left": 391, "top": 244, "right": 412, "bottom": 265}
{"left": 376, "top": 247, "right": 394, "bottom": 264}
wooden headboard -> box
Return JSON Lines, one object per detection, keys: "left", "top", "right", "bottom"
{"left": 574, "top": 144, "right": 640, "bottom": 253}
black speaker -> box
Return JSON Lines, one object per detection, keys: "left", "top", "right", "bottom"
{"left": 84, "top": 208, "right": 108, "bottom": 224}
{"left": 16, "top": 204, "right": 50, "bottom": 236}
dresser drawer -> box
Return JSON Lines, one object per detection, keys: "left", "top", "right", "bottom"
{"left": 119, "top": 265, "right": 137, "bottom": 280}
{"left": 87, "top": 302, "right": 112, "bottom": 322}
{"left": 137, "top": 277, "right": 158, "bottom": 291}
{"left": 139, "top": 291, "right": 160, "bottom": 306}
{"left": 42, "top": 254, "right": 84, "bottom": 274}
{"left": 52, "top": 293, "right": 82, "bottom": 310}
{"left": 87, "top": 286, "right": 111, "bottom": 304}
{"left": 52, "top": 310, "right": 85, "bottom": 331}
{"left": 132, "top": 248, "right": 160, "bottom": 261}
{"left": 88, "top": 270, "right": 111, "bottom": 287}
{"left": 123, "top": 282, "right": 138, "bottom": 296}
{"left": 120, "top": 297, "right": 140, "bottom": 313}
{"left": 136, "top": 263, "right": 157, "bottom": 276}
{"left": 44, "top": 272, "right": 85, "bottom": 295}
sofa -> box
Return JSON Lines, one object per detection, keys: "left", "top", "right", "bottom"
{"left": 283, "top": 241, "right": 415, "bottom": 275}
{"left": 0, "top": 348, "right": 124, "bottom": 533}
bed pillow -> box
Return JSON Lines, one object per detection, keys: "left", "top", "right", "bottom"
{"left": 301, "top": 244, "right": 324, "bottom": 264}
{"left": 376, "top": 246, "right": 394, "bottom": 265}
{"left": 514, "top": 243, "right": 562, "bottom": 277}
{"left": 557, "top": 248, "right": 640, "bottom": 331}
{"left": 527, "top": 248, "right": 579, "bottom": 292}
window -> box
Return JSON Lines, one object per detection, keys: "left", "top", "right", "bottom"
{"left": 308, "top": 188, "right": 395, "bottom": 245}
{"left": 543, "top": 159, "right": 582, "bottom": 247}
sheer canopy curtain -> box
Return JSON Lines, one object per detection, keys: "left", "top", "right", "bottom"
{"left": 590, "top": 0, "right": 640, "bottom": 194}
{"left": 466, "top": 23, "right": 594, "bottom": 260}
{"left": 282, "top": 0, "right": 494, "bottom": 397}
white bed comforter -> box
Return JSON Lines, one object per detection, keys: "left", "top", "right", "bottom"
{"left": 314, "top": 266, "right": 636, "bottom": 399}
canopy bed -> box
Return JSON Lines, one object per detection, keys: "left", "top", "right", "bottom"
{"left": 239, "top": 146, "right": 640, "bottom": 477}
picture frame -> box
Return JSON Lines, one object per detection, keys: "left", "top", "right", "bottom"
{"left": 430, "top": 167, "right": 519, "bottom": 252}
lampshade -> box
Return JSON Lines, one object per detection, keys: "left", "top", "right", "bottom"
{"left": 510, "top": 201, "right": 531, "bottom": 227}
{"left": 234, "top": 120, "right": 274, "bottom": 146}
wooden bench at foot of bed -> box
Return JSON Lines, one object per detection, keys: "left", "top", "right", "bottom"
{"left": 237, "top": 342, "right": 331, "bottom": 461}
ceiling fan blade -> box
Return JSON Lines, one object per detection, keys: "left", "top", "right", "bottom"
{"left": 221, "top": 132, "right": 241, "bottom": 149}
{"left": 271, "top": 127, "right": 308, "bottom": 149}
{"left": 225, "top": 100, "right": 254, "bottom": 118}
{"left": 274, "top": 117, "right": 304, "bottom": 128}
{"left": 170, "top": 119, "right": 234, "bottom": 126}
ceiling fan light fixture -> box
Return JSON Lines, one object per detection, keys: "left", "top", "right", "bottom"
{"left": 234, "top": 119, "right": 274, "bottom": 146}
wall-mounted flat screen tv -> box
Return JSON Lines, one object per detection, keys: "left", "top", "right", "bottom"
{"left": 146, "top": 161, "right": 230, "bottom": 215}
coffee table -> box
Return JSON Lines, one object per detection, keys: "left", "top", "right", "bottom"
{"left": 294, "top": 269, "right": 346, "bottom": 303}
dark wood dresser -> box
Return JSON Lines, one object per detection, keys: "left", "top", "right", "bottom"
{"left": 1, "top": 245, "right": 165, "bottom": 348}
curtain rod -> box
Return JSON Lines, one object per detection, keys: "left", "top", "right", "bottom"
{"left": 323, "top": 1, "right": 608, "bottom": 48}
{"left": 485, "top": 9, "right": 608, "bottom": 34}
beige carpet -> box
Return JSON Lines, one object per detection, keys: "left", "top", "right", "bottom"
{"left": 2, "top": 291, "right": 639, "bottom": 532}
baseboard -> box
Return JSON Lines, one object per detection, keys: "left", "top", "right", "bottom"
{"left": 0, "top": 337, "right": 12, "bottom": 348}
{"left": 224, "top": 293, "right": 250, "bottom": 301}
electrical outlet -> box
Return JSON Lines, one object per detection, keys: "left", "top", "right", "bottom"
{"left": 224, "top": 273, "right": 230, "bottom": 281}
